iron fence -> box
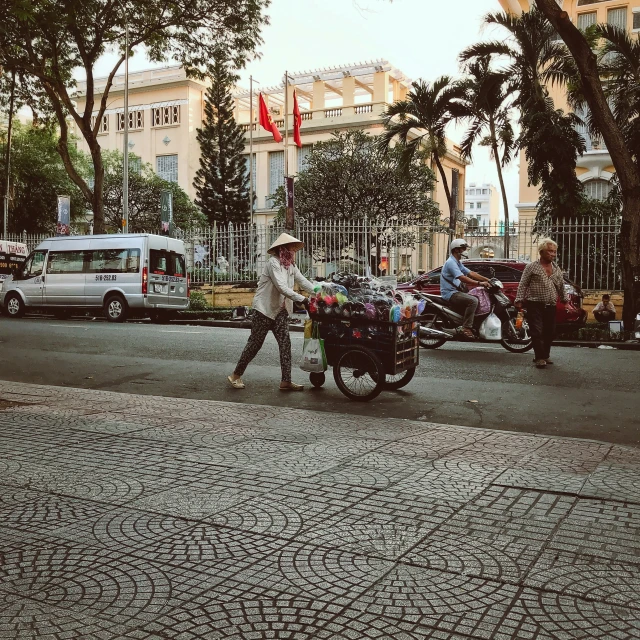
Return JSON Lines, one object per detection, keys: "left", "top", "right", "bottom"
{"left": 4, "top": 217, "right": 622, "bottom": 291}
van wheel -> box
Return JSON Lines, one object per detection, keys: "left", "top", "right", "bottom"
{"left": 5, "top": 294, "right": 25, "bottom": 318}
{"left": 104, "top": 295, "right": 128, "bottom": 323}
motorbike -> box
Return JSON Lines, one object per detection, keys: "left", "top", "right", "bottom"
{"left": 416, "top": 278, "right": 533, "bottom": 353}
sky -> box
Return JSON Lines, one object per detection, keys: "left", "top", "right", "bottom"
{"left": 93, "top": 0, "right": 519, "bottom": 220}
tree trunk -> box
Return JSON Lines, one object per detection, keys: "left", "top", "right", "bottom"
{"left": 535, "top": 0, "right": 640, "bottom": 329}
{"left": 432, "top": 152, "right": 456, "bottom": 242}
{"left": 491, "top": 135, "right": 511, "bottom": 258}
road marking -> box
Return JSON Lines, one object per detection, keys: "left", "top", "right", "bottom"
{"left": 43, "top": 324, "right": 90, "bottom": 329}
{"left": 158, "top": 330, "right": 205, "bottom": 334}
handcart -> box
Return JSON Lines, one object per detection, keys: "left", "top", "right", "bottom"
{"left": 307, "top": 314, "right": 420, "bottom": 402}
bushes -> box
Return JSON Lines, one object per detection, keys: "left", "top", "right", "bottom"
{"left": 188, "top": 291, "right": 210, "bottom": 311}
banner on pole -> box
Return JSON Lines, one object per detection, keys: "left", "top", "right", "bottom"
{"left": 160, "top": 190, "right": 173, "bottom": 236}
{"left": 285, "top": 177, "right": 294, "bottom": 230}
{"left": 56, "top": 196, "right": 71, "bottom": 236}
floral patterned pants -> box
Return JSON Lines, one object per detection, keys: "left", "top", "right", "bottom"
{"left": 234, "top": 309, "right": 292, "bottom": 382}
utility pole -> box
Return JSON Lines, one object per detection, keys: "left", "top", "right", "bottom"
{"left": 3, "top": 70, "right": 16, "bottom": 240}
{"left": 123, "top": 18, "right": 129, "bottom": 234}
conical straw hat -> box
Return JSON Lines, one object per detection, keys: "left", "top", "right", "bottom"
{"left": 267, "top": 232, "right": 304, "bottom": 255}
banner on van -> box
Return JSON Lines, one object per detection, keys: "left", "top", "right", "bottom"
{"left": 57, "top": 196, "right": 71, "bottom": 236}
{"left": 160, "top": 191, "right": 172, "bottom": 236}
{"left": 0, "top": 241, "right": 27, "bottom": 280}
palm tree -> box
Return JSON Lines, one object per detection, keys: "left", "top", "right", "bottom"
{"left": 457, "top": 56, "right": 516, "bottom": 256}
{"left": 460, "top": 8, "right": 585, "bottom": 221}
{"left": 379, "top": 76, "right": 466, "bottom": 236}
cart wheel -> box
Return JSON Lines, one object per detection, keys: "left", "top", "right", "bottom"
{"left": 333, "top": 346, "right": 384, "bottom": 402}
{"left": 384, "top": 367, "right": 416, "bottom": 391}
{"left": 309, "top": 372, "right": 325, "bottom": 388}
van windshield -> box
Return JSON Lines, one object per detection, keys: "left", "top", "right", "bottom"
{"left": 151, "top": 250, "right": 186, "bottom": 277}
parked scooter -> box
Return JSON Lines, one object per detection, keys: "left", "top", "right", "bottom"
{"left": 417, "top": 278, "right": 533, "bottom": 353}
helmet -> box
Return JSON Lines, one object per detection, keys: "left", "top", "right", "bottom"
{"left": 450, "top": 238, "right": 468, "bottom": 251}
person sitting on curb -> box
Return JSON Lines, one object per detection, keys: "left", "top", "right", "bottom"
{"left": 592, "top": 294, "right": 616, "bottom": 324}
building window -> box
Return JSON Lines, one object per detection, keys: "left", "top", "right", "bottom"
{"left": 91, "top": 115, "right": 109, "bottom": 134}
{"left": 157, "top": 154, "right": 178, "bottom": 183}
{"left": 298, "top": 145, "right": 313, "bottom": 172}
{"left": 469, "top": 202, "right": 474, "bottom": 209}
{"left": 152, "top": 105, "right": 180, "bottom": 127}
{"left": 577, "top": 0, "right": 606, "bottom": 5}
{"left": 476, "top": 202, "right": 482, "bottom": 209}
{"left": 577, "top": 12, "right": 597, "bottom": 31}
{"left": 607, "top": 7, "right": 627, "bottom": 30}
{"left": 482, "top": 189, "right": 488, "bottom": 195}
{"left": 584, "top": 178, "right": 612, "bottom": 201}
{"left": 269, "top": 151, "right": 284, "bottom": 199}
{"left": 130, "top": 157, "right": 142, "bottom": 174}
{"left": 243, "top": 154, "right": 257, "bottom": 182}
{"left": 633, "top": 8, "right": 640, "bottom": 30}
{"left": 117, "top": 109, "right": 144, "bottom": 131}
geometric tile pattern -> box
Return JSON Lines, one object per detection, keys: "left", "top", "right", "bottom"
{"left": 0, "top": 381, "right": 639, "bottom": 639}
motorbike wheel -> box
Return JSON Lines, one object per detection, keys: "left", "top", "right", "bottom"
{"left": 418, "top": 315, "right": 447, "bottom": 349}
{"left": 500, "top": 318, "right": 533, "bottom": 353}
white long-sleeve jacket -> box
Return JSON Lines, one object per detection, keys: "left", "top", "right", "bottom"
{"left": 252, "top": 257, "right": 315, "bottom": 319}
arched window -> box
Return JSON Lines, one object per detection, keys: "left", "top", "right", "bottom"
{"left": 584, "top": 178, "right": 611, "bottom": 201}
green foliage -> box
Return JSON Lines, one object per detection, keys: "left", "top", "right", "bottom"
{"left": 271, "top": 130, "right": 440, "bottom": 225}
{"left": 0, "top": 122, "right": 88, "bottom": 233}
{"left": 379, "top": 76, "right": 466, "bottom": 221}
{"left": 194, "top": 52, "right": 251, "bottom": 225}
{"left": 188, "top": 291, "right": 210, "bottom": 311}
{"left": 100, "top": 151, "right": 206, "bottom": 233}
{"left": 461, "top": 8, "right": 587, "bottom": 221}
{"left": 0, "top": 0, "right": 270, "bottom": 230}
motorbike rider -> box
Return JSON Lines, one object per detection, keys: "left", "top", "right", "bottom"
{"left": 440, "top": 239, "right": 491, "bottom": 338}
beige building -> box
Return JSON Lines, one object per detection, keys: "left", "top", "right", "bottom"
{"left": 498, "top": 0, "right": 638, "bottom": 225}
{"left": 74, "top": 60, "right": 467, "bottom": 227}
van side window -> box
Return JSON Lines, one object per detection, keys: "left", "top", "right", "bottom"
{"left": 47, "top": 251, "right": 85, "bottom": 275}
{"left": 88, "top": 249, "right": 140, "bottom": 273}
{"left": 23, "top": 251, "right": 47, "bottom": 278}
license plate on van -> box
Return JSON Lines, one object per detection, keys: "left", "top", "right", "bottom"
{"left": 154, "top": 283, "right": 168, "bottom": 294}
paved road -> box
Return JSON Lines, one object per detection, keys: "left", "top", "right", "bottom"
{"left": 0, "top": 316, "right": 638, "bottom": 445}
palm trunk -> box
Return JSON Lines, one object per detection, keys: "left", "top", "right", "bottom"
{"left": 491, "top": 133, "right": 510, "bottom": 258}
{"left": 432, "top": 151, "right": 456, "bottom": 242}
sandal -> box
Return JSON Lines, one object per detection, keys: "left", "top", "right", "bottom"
{"left": 279, "top": 382, "right": 305, "bottom": 391}
{"left": 228, "top": 376, "right": 245, "bottom": 389}
{"left": 461, "top": 328, "right": 475, "bottom": 339}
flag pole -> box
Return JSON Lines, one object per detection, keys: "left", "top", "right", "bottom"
{"left": 284, "top": 70, "right": 289, "bottom": 179}
{"left": 249, "top": 75, "right": 254, "bottom": 227}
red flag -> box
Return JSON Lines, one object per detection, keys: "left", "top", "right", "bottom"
{"left": 293, "top": 90, "right": 302, "bottom": 148}
{"left": 258, "top": 93, "right": 282, "bottom": 143}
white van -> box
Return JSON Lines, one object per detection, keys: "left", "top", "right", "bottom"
{"left": 0, "top": 234, "right": 189, "bottom": 323}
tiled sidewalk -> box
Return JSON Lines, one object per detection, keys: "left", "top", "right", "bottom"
{"left": 0, "top": 381, "right": 639, "bottom": 639}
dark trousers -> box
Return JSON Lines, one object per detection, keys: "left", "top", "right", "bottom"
{"left": 525, "top": 302, "right": 557, "bottom": 361}
{"left": 593, "top": 310, "right": 615, "bottom": 323}
{"left": 234, "top": 309, "right": 292, "bottom": 382}
{"left": 450, "top": 292, "right": 479, "bottom": 329}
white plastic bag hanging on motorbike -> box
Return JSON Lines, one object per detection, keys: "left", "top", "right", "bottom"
{"left": 479, "top": 312, "right": 502, "bottom": 341}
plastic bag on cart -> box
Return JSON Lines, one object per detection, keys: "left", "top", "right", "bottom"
{"left": 300, "top": 323, "right": 327, "bottom": 373}
{"left": 479, "top": 312, "right": 502, "bottom": 341}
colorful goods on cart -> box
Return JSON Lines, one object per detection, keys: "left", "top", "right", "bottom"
{"left": 308, "top": 272, "right": 424, "bottom": 339}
